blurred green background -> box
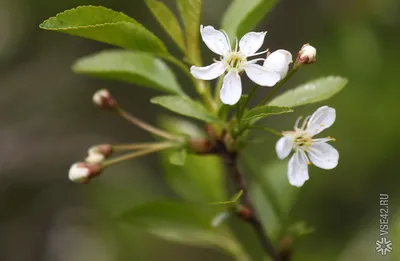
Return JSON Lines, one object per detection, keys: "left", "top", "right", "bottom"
{"left": 0, "top": 0, "right": 399, "bottom": 260}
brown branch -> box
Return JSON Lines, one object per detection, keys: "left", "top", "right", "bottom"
{"left": 213, "top": 140, "right": 281, "bottom": 261}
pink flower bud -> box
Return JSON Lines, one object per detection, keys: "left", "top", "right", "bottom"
{"left": 68, "top": 162, "right": 102, "bottom": 184}
{"left": 92, "top": 89, "right": 118, "bottom": 109}
{"left": 296, "top": 44, "right": 317, "bottom": 65}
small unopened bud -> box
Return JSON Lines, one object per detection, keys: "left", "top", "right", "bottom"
{"left": 297, "top": 44, "right": 317, "bottom": 65}
{"left": 68, "top": 162, "right": 102, "bottom": 184}
{"left": 188, "top": 138, "right": 213, "bottom": 154}
{"left": 85, "top": 153, "right": 105, "bottom": 163}
{"left": 85, "top": 144, "right": 113, "bottom": 163}
{"left": 93, "top": 89, "right": 118, "bottom": 109}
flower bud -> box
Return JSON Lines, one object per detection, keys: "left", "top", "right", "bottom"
{"left": 296, "top": 44, "right": 317, "bottom": 65}
{"left": 68, "top": 162, "right": 102, "bottom": 184}
{"left": 92, "top": 89, "right": 118, "bottom": 109}
{"left": 188, "top": 138, "right": 213, "bottom": 154}
{"left": 85, "top": 144, "right": 113, "bottom": 163}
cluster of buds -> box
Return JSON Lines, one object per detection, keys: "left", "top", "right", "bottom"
{"left": 296, "top": 44, "right": 317, "bottom": 66}
{"left": 68, "top": 89, "right": 187, "bottom": 184}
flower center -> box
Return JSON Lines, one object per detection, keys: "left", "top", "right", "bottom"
{"left": 294, "top": 132, "right": 313, "bottom": 150}
{"left": 223, "top": 52, "right": 247, "bottom": 71}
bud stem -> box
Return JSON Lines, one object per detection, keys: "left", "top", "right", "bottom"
{"left": 102, "top": 142, "right": 176, "bottom": 167}
{"left": 258, "top": 68, "right": 298, "bottom": 106}
{"left": 112, "top": 142, "right": 169, "bottom": 151}
{"left": 116, "top": 108, "right": 180, "bottom": 141}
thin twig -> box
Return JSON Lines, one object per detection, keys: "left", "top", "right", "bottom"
{"left": 214, "top": 141, "right": 281, "bottom": 261}
{"left": 116, "top": 108, "right": 178, "bottom": 141}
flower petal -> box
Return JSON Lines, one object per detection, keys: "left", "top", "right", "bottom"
{"left": 308, "top": 142, "right": 339, "bottom": 169}
{"left": 239, "top": 31, "right": 267, "bottom": 56}
{"left": 263, "top": 49, "right": 292, "bottom": 79}
{"left": 200, "top": 25, "right": 231, "bottom": 56}
{"left": 220, "top": 70, "right": 242, "bottom": 105}
{"left": 190, "top": 62, "right": 226, "bottom": 80}
{"left": 244, "top": 63, "right": 280, "bottom": 87}
{"left": 276, "top": 135, "right": 294, "bottom": 159}
{"left": 288, "top": 151, "right": 310, "bottom": 187}
{"left": 306, "top": 106, "right": 336, "bottom": 136}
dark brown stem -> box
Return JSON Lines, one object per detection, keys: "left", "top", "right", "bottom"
{"left": 214, "top": 140, "right": 281, "bottom": 261}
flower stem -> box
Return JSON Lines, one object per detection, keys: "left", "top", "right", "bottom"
{"left": 258, "top": 68, "right": 298, "bottom": 106}
{"left": 164, "top": 55, "right": 217, "bottom": 112}
{"left": 116, "top": 108, "right": 180, "bottom": 141}
{"left": 112, "top": 142, "right": 168, "bottom": 152}
{"left": 102, "top": 142, "right": 176, "bottom": 167}
{"left": 248, "top": 126, "right": 283, "bottom": 137}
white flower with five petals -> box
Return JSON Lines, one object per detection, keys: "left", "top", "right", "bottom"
{"left": 275, "top": 106, "right": 339, "bottom": 187}
{"left": 191, "top": 25, "right": 292, "bottom": 105}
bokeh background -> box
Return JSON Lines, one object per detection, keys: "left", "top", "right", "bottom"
{"left": 0, "top": 0, "right": 399, "bottom": 260}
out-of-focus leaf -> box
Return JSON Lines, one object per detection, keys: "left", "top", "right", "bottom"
{"left": 39, "top": 6, "right": 167, "bottom": 55}
{"left": 268, "top": 76, "right": 348, "bottom": 108}
{"left": 73, "top": 50, "right": 183, "bottom": 94}
{"left": 169, "top": 149, "right": 187, "bottom": 166}
{"left": 119, "top": 201, "right": 250, "bottom": 261}
{"left": 176, "top": 0, "right": 202, "bottom": 64}
{"left": 151, "top": 95, "right": 219, "bottom": 123}
{"left": 242, "top": 105, "right": 293, "bottom": 122}
{"left": 243, "top": 156, "right": 300, "bottom": 242}
{"left": 145, "top": 0, "right": 186, "bottom": 51}
{"left": 159, "top": 115, "right": 206, "bottom": 138}
{"left": 222, "top": 0, "right": 278, "bottom": 39}
{"left": 161, "top": 153, "right": 226, "bottom": 203}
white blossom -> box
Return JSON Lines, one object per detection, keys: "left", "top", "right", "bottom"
{"left": 276, "top": 106, "right": 339, "bottom": 187}
{"left": 191, "top": 25, "right": 291, "bottom": 105}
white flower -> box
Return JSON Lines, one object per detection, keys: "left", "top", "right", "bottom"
{"left": 276, "top": 106, "right": 339, "bottom": 187}
{"left": 191, "top": 25, "right": 292, "bottom": 105}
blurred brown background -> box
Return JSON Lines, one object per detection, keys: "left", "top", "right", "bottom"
{"left": 0, "top": 0, "right": 399, "bottom": 260}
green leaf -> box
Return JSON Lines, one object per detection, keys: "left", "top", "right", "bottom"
{"left": 243, "top": 156, "right": 300, "bottom": 242}
{"left": 222, "top": 0, "right": 278, "bottom": 39}
{"left": 161, "top": 153, "right": 226, "bottom": 203}
{"left": 176, "top": 0, "right": 202, "bottom": 64}
{"left": 169, "top": 149, "right": 187, "bottom": 166}
{"left": 145, "top": 0, "right": 186, "bottom": 51}
{"left": 242, "top": 105, "right": 293, "bottom": 122}
{"left": 235, "top": 95, "right": 249, "bottom": 122}
{"left": 209, "top": 190, "right": 243, "bottom": 206}
{"left": 39, "top": 6, "right": 167, "bottom": 55}
{"left": 159, "top": 115, "right": 206, "bottom": 138}
{"left": 268, "top": 76, "right": 348, "bottom": 108}
{"left": 159, "top": 115, "right": 226, "bottom": 204}
{"left": 73, "top": 50, "right": 183, "bottom": 95}
{"left": 151, "top": 95, "right": 219, "bottom": 123}
{"left": 119, "top": 201, "right": 250, "bottom": 260}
